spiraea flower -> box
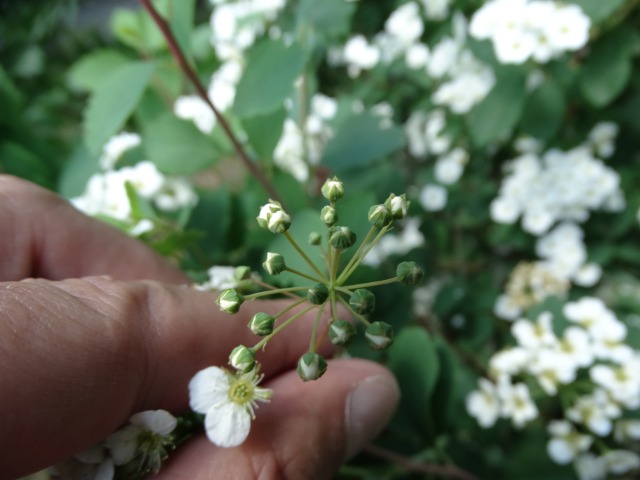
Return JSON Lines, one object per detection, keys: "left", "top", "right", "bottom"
{"left": 189, "top": 366, "right": 272, "bottom": 447}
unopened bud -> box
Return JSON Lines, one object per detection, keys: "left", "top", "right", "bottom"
{"left": 256, "top": 200, "right": 283, "bottom": 229}
{"left": 297, "top": 352, "right": 327, "bottom": 381}
{"left": 234, "top": 266, "right": 252, "bottom": 281}
{"left": 307, "top": 283, "right": 329, "bottom": 305}
{"left": 229, "top": 345, "right": 256, "bottom": 372}
{"left": 385, "top": 193, "right": 409, "bottom": 219}
{"left": 321, "top": 176, "right": 344, "bottom": 201}
{"left": 267, "top": 210, "right": 291, "bottom": 233}
{"left": 329, "top": 226, "right": 356, "bottom": 250}
{"left": 328, "top": 320, "right": 356, "bottom": 346}
{"left": 368, "top": 204, "right": 392, "bottom": 228}
{"left": 248, "top": 312, "right": 275, "bottom": 336}
{"left": 396, "top": 261, "right": 423, "bottom": 285}
{"left": 308, "top": 231, "right": 322, "bottom": 245}
{"left": 365, "top": 321, "right": 394, "bottom": 350}
{"left": 321, "top": 205, "right": 338, "bottom": 226}
{"left": 263, "top": 252, "right": 286, "bottom": 275}
{"left": 349, "top": 289, "right": 375, "bottom": 315}
{"left": 217, "top": 288, "right": 244, "bottom": 314}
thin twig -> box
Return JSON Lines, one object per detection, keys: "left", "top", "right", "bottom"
{"left": 364, "top": 444, "right": 479, "bottom": 480}
{"left": 139, "top": 0, "right": 282, "bottom": 203}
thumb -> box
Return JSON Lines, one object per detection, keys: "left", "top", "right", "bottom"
{"left": 156, "top": 359, "right": 399, "bottom": 479}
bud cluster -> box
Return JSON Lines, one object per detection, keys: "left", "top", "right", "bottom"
{"left": 215, "top": 176, "right": 422, "bottom": 382}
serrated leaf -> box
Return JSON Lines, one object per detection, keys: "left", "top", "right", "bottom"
{"left": 321, "top": 113, "right": 404, "bottom": 172}
{"left": 233, "top": 40, "right": 307, "bottom": 117}
{"left": 571, "top": 0, "right": 625, "bottom": 23}
{"left": 579, "top": 29, "right": 633, "bottom": 108}
{"left": 520, "top": 77, "right": 565, "bottom": 141}
{"left": 467, "top": 67, "right": 526, "bottom": 147}
{"left": 144, "top": 113, "right": 219, "bottom": 174}
{"left": 83, "top": 61, "right": 154, "bottom": 154}
{"left": 67, "top": 49, "right": 131, "bottom": 93}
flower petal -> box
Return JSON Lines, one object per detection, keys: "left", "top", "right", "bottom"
{"left": 205, "top": 403, "right": 251, "bottom": 447}
{"left": 104, "top": 425, "right": 140, "bottom": 465}
{"left": 189, "top": 366, "right": 230, "bottom": 413}
{"left": 130, "top": 409, "right": 177, "bottom": 436}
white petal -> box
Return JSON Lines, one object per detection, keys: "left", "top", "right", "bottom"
{"left": 104, "top": 426, "right": 140, "bottom": 465}
{"left": 130, "top": 409, "right": 177, "bottom": 436}
{"left": 205, "top": 403, "right": 252, "bottom": 447}
{"left": 189, "top": 366, "right": 230, "bottom": 413}
{"left": 95, "top": 459, "right": 115, "bottom": 480}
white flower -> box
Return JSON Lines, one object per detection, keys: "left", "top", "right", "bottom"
{"left": 343, "top": 35, "right": 381, "bottom": 75}
{"left": 489, "top": 347, "right": 529, "bottom": 378}
{"left": 154, "top": 177, "right": 197, "bottom": 211}
{"left": 511, "top": 312, "right": 557, "bottom": 351}
{"left": 99, "top": 132, "right": 141, "bottom": 170}
{"left": 197, "top": 266, "right": 238, "bottom": 291}
{"left": 601, "top": 449, "right": 640, "bottom": 475}
{"left": 385, "top": 2, "right": 424, "bottom": 46}
{"left": 104, "top": 410, "right": 177, "bottom": 472}
{"left": 466, "top": 378, "right": 501, "bottom": 428}
{"left": 574, "top": 453, "right": 606, "bottom": 480}
{"left": 174, "top": 95, "right": 216, "bottom": 134}
{"left": 546, "top": 420, "right": 593, "bottom": 464}
{"left": 189, "top": 366, "right": 272, "bottom": 447}
{"left": 493, "top": 294, "right": 522, "bottom": 320}
{"left": 420, "top": 0, "right": 451, "bottom": 20}
{"left": 405, "top": 43, "right": 430, "bottom": 69}
{"left": 419, "top": 183, "right": 447, "bottom": 211}
{"left": 498, "top": 380, "right": 538, "bottom": 428}
{"left": 434, "top": 148, "right": 468, "bottom": 184}
{"left": 591, "top": 359, "right": 640, "bottom": 409}
{"left": 566, "top": 389, "right": 621, "bottom": 436}
{"left": 545, "top": 4, "right": 591, "bottom": 52}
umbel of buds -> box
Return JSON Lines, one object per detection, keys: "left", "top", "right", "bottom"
{"left": 216, "top": 176, "right": 423, "bottom": 387}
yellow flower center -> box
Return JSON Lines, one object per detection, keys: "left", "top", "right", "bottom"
{"left": 229, "top": 379, "right": 254, "bottom": 405}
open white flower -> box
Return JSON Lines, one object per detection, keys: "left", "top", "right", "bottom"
{"left": 189, "top": 366, "right": 273, "bottom": 447}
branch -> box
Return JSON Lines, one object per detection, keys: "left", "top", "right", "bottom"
{"left": 364, "top": 444, "right": 479, "bottom": 480}
{"left": 139, "top": 0, "right": 282, "bottom": 203}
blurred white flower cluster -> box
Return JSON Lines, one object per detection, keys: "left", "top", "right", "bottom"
{"left": 363, "top": 218, "right": 425, "bottom": 267}
{"left": 467, "top": 297, "right": 640, "bottom": 479}
{"left": 71, "top": 132, "right": 197, "bottom": 235}
{"left": 469, "top": 0, "right": 591, "bottom": 64}
{"left": 50, "top": 410, "right": 177, "bottom": 479}
{"left": 174, "top": 0, "right": 286, "bottom": 134}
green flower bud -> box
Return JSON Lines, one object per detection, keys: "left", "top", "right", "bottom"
{"left": 368, "top": 204, "right": 392, "bottom": 228}
{"left": 256, "top": 200, "right": 291, "bottom": 233}
{"left": 263, "top": 252, "right": 286, "bottom": 275}
{"left": 307, "top": 283, "right": 329, "bottom": 305}
{"left": 308, "top": 231, "right": 322, "bottom": 245}
{"left": 297, "top": 352, "right": 328, "bottom": 381}
{"left": 328, "top": 320, "right": 356, "bottom": 346}
{"left": 320, "top": 205, "right": 338, "bottom": 226}
{"left": 396, "top": 261, "right": 423, "bottom": 286}
{"left": 349, "top": 289, "right": 375, "bottom": 315}
{"left": 248, "top": 312, "right": 275, "bottom": 336}
{"left": 365, "top": 321, "right": 394, "bottom": 350}
{"left": 329, "top": 226, "right": 356, "bottom": 250}
{"left": 321, "top": 176, "right": 344, "bottom": 201}
{"left": 385, "top": 193, "right": 409, "bottom": 219}
{"left": 234, "top": 266, "right": 252, "bottom": 281}
{"left": 229, "top": 345, "right": 256, "bottom": 372}
{"left": 216, "top": 288, "right": 244, "bottom": 314}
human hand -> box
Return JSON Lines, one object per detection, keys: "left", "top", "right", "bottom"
{"left": 0, "top": 175, "right": 399, "bottom": 479}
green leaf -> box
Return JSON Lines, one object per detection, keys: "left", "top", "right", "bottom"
{"left": 111, "top": 6, "right": 166, "bottom": 53}
{"left": 296, "top": 0, "right": 356, "bottom": 39}
{"left": 0, "top": 142, "right": 52, "bottom": 188}
{"left": 321, "top": 113, "right": 404, "bottom": 172}
{"left": 185, "top": 187, "right": 233, "bottom": 262}
{"left": 0, "top": 64, "right": 23, "bottom": 120}
{"left": 233, "top": 39, "right": 307, "bottom": 117}
{"left": 57, "top": 143, "right": 101, "bottom": 198}
{"left": 519, "top": 77, "right": 565, "bottom": 141}
{"left": 67, "top": 49, "right": 131, "bottom": 93}
{"left": 571, "top": 0, "right": 625, "bottom": 23}
{"left": 167, "top": 0, "right": 195, "bottom": 59}
{"left": 387, "top": 327, "right": 441, "bottom": 440}
{"left": 84, "top": 61, "right": 154, "bottom": 154}
{"left": 241, "top": 108, "right": 286, "bottom": 160}
{"left": 144, "top": 113, "right": 219, "bottom": 174}
{"left": 467, "top": 67, "right": 526, "bottom": 147}
{"left": 579, "top": 28, "right": 633, "bottom": 108}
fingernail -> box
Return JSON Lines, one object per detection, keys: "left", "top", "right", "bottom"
{"left": 345, "top": 375, "right": 400, "bottom": 459}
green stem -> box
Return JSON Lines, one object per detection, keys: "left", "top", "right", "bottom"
{"left": 339, "top": 225, "right": 390, "bottom": 283}
{"left": 309, "top": 303, "right": 326, "bottom": 352}
{"left": 244, "top": 286, "right": 309, "bottom": 300}
{"left": 343, "top": 276, "right": 400, "bottom": 290}
{"left": 337, "top": 295, "right": 371, "bottom": 327}
{"left": 285, "top": 267, "right": 324, "bottom": 284}
{"left": 253, "top": 303, "right": 317, "bottom": 350}
{"left": 272, "top": 297, "right": 308, "bottom": 320}
{"left": 337, "top": 226, "right": 377, "bottom": 284}
{"left": 284, "top": 231, "right": 327, "bottom": 281}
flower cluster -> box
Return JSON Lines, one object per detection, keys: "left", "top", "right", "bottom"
{"left": 467, "top": 297, "right": 640, "bottom": 479}
{"left": 71, "top": 132, "right": 197, "bottom": 235}
{"left": 189, "top": 177, "right": 422, "bottom": 447}
{"left": 469, "top": 0, "right": 591, "bottom": 64}
{"left": 50, "top": 410, "right": 177, "bottom": 480}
